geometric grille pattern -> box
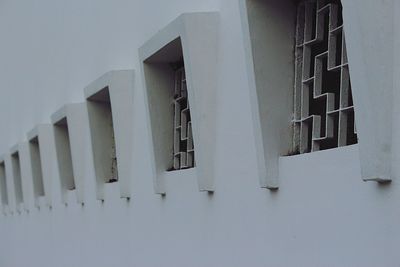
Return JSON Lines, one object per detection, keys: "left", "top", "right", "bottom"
{"left": 293, "top": 0, "right": 357, "bottom": 153}
{"left": 173, "top": 67, "right": 195, "bottom": 170}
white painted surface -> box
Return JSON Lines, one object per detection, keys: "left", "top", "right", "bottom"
{"left": 140, "top": 12, "right": 218, "bottom": 193}
{"left": 85, "top": 70, "right": 135, "bottom": 199}
{"left": 51, "top": 103, "right": 90, "bottom": 204}
{"left": 240, "top": 0, "right": 295, "bottom": 189}
{"left": 0, "top": 1, "right": 399, "bottom": 266}
{"left": 342, "top": 0, "right": 395, "bottom": 182}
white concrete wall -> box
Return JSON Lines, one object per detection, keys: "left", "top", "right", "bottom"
{"left": 0, "top": 1, "right": 399, "bottom": 266}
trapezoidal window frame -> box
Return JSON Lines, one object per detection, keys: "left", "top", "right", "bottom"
{"left": 51, "top": 103, "right": 89, "bottom": 204}
{"left": 51, "top": 105, "right": 77, "bottom": 204}
{"left": 142, "top": 38, "right": 195, "bottom": 174}
{"left": 27, "top": 124, "right": 55, "bottom": 208}
{"left": 84, "top": 70, "right": 135, "bottom": 200}
{"left": 240, "top": 0, "right": 362, "bottom": 190}
{"left": 139, "top": 12, "right": 219, "bottom": 194}
{"left": 53, "top": 116, "right": 75, "bottom": 190}
{"left": 27, "top": 131, "right": 46, "bottom": 208}
{"left": 10, "top": 142, "right": 31, "bottom": 212}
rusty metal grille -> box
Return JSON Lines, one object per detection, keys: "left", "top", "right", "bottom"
{"left": 172, "top": 67, "right": 195, "bottom": 170}
{"left": 293, "top": 0, "right": 357, "bottom": 154}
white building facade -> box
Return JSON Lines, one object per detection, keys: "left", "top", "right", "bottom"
{"left": 0, "top": 0, "right": 399, "bottom": 266}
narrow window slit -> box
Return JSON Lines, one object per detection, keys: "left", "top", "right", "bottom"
{"left": 0, "top": 161, "right": 9, "bottom": 207}
{"left": 54, "top": 117, "right": 76, "bottom": 191}
{"left": 11, "top": 152, "right": 24, "bottom": 206}
{"left": 29, "top": 137, "right": 45, "bottom": 198}
{"left": 87, "top": 87, "right": 118, "bottom": 183}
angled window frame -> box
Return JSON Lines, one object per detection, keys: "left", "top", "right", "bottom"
{"left": 51, "top": 103, "right": 88, "bottom": 204}
{"left": 240, "top": 0, "right": 394, "bottom": 188}
{"left": 84, "top": 70, "right": 135, "bottom": 200}
{"left": 27, "top": 124, "right": 54, "bottom": 208}
{"left": 139, "top": 12, "right": 219, "bottom": 194}
{"left": 239, "top": 0, "right": 297, "bottom": 189}
{"left": 340, "top": 0, "right": 394, "bottom": 182}
{"left": 10, "top": 142, "right": 33, "bottom": 212}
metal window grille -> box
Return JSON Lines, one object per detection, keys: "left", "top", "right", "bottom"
{"left": 293, "top": 0, "right": 357, "bottom": 154}
{"left": 172, "top": 67, "right": 195, "bottom": 170}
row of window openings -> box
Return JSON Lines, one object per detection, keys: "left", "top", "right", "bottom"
{"left": 0, "top": 139, "right": 47, "bottom": 208}
{"left": 0, "top": 0, "right": 356, "bottom": 205}
{"left": 0, "top": 64, "right": 195, "bottom": 206}
{"left": 0, "top": 152, "right": 25, "bottom": 207}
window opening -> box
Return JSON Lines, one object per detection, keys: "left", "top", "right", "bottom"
{"left": 54, "top": 117, "right": 76, "bottom": 190}
{"left": 0, "top": 161, "right": 8, "bottom": 206}
{"left": 87, "top": 87, "right": 118, "bottom": 183}
{"left": 172, "top": 64, "right": 195, "bottom": 170}
{"left": 293, "top": 0, "right": 357, "bottom": 154}
{"left": 11, "top": 152, "right": 24, "bottom": 205}
{"left": 29, "top": 137, "right": 45, "bottom": 198}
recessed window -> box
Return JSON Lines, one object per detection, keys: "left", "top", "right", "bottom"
{"left": 53, "top": 117, "right": 76, "bottom": 191}
{"left": 241, "top": 0, "right": 357, "bottom": 187}
{"left": 84, "top": 70, "right": 135, "bottom": 199}
{"left": 293, "top": 0, "right": 357, "bottom": 154}
{"left": 86, "top": 87, "right": 118, "bottom": 183}
{"left": 51, "top": 103, "right": 93, "bottom": 203}
{"left": 29, "top": 137, "right": 45, "bottom": 198}
{"left": 142, "top": 38, "right": 195, "bottom": 173}
{"left": 172, "top": 65, "right": 195, "bottom": 170}
{"left": 140, "top": 13, "right": 219, "bottom": 193}
{"left": 11, "top": 152, "right": 24, "bottom": 206}
{"left": 0, "top": 161, "right": 9, "bottom": 207}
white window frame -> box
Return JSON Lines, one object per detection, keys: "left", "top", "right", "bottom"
{"left": 240, "top": 0, "right": 394, "bottom": 188}
{"left": 84, "top": 70, "right": 135, "bottom": 200}
{"left": 139, "top": 12, "right": 219, "bottom": 194}
{"left": 51, "top": 103, "right": 88, "bottom": 204}
{"left": 240, "top": 0, "right": 296, "bottom": 189}
{"left": 341, "top": 0, "right": 394, "bottom": 182}
{"left": 27, "top": 124, "right": 55, "bottom": 208}
{"left": 10, "top": 142, "right": 32, "bottom": 212}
